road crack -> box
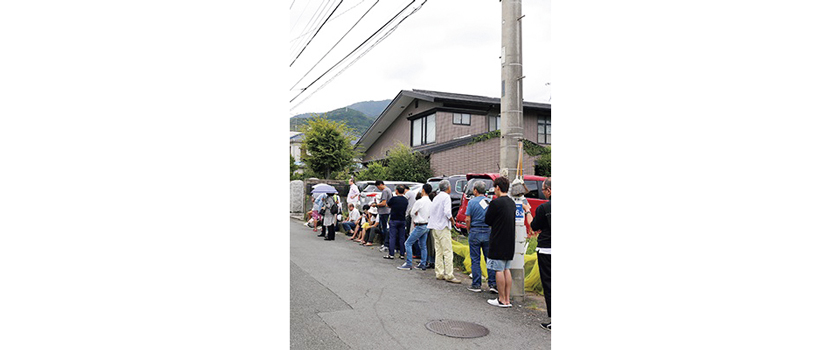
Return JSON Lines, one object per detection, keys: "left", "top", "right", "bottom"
{"left": 372, "top": 286, "right": 407, "bottom": 350}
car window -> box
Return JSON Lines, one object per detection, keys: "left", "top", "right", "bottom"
{"left": 524, "top": 180, "right": 541, "bottom": 198}
{"left": 466, "top": 179, "right": 494, "bottom": 196}
{"left": 455, "top": 180, "right": 468, "bottom": 194}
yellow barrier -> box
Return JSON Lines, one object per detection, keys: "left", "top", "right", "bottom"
{"left": 451, "top": 239, "right": 543, "bottom": 295}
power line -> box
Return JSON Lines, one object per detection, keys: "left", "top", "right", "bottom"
{"left": 290, "top": 0, "right": 344, "bottom": 67}
{"left": 290, "top": 0, "right": 296, "bottom": 9}
{"left": 291, "top": 0, "right": 334, "bottom": 60}
{"left": 290, "top": 0, "right": 380, "bottom": 91}
{"left": 289, "top": 0, "right": 367, "bottom": 44}
{"left": 290, "top": 0, "right": 333, "bottom": 59}
{"left": 291, "top": 0, "right": 428, "bottom": 110}
{"left": 289, "top": 0, "right": 315, "bottom": 38}
{"left": 290, "top": 0, "right": 417, "bottom": 103}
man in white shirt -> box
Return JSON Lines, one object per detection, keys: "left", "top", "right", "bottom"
{"left": 340, "top": 203, "right": 361, "bottom": 235}
{"left": 427, "top": 180, "right": 462, "bottom": 283}
{"left": 398, "top": 184, "right": 433, "bottom": 271}
{"left": 347, "top": 178, "right": 360, "bottom": 208}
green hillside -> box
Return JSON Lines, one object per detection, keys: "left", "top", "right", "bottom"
{"left": 290, "top": 99, "right": 390, "bottom": 137}
{"left": 346, "top": 100, "right": 390, "bottom": 118}
{"left": 290, "top": 107, "right": 374, "bottom": 136}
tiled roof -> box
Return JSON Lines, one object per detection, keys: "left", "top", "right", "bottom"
{"left": 410, "top": 89, "right": 551, "bottom": 110}
{"left": 412, "top": 131, "right": 494, "bottom": 155}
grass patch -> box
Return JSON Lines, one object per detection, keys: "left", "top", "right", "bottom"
{"left": 451, "top": 228, "right": 469, "bottom": 272}
{"left": 453, "top": 251, "right": 466, "bottom": 271}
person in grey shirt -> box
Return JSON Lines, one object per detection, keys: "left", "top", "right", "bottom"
{"left": 371, "top": 180, "right": 392, "bottom": 249}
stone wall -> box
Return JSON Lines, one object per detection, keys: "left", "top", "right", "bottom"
{"left": 301, "top": 179, "right": 351, "bottom": 215}
{"left": 290, "top": 180, "right": 304, "bottom": 214}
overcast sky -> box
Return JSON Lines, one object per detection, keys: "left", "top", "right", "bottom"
{"left": 287, "top": 0, "right": 551, "bottom": 116}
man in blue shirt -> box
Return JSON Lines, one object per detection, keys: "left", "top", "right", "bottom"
{"left": 465, "top": 181, "right": 497, "bottom": 293}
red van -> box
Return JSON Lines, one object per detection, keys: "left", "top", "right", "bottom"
{"left": 454, "top": 173, "right": 548, "bottom": 234}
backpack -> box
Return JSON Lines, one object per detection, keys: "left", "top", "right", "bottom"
{"left": 329, "top": 195, "right": 339, "bottom": 215}
{"left": 316, "top": 194, "right": 326, "bottom": 215}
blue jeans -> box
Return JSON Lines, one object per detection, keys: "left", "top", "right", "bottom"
{"left": 379, "top": 214, "right": 390, "bottom": 244}
{"left": 404, "top": 224, "right": 429, "bottom": 265}
{"left": 388, "top": 219, "right": 406, "bottom": 256}
{"left": 468, "top": 227, "right": 495, "bottom": 288}
{"left": 341, "top": 221, "right": 356, "bottom": 233}
{"left": 406, "top": 217, "right": 421, "bottom": 256}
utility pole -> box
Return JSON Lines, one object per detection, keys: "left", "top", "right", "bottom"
{"left": 500, "top": 0, "right": 526, "bottom": 302}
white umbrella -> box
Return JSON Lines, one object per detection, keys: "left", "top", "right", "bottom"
{"left": 311, "top": 183, "right": 338, "bottom": 194}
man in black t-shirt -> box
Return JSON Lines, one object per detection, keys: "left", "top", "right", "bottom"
{"left": 485, "top": 177, "right": 516, "bottom": 308}
{"left": 524, "top": 178, "right": 551, "bottom": 331}
{"left": 385, "top": 185, "right": 409, "bottom": 259}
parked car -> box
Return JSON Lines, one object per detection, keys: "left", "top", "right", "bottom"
{"left": 454, "top": 173, "right": 548, "bottom": 234}
{"left": 426, "top": 177, "right": 443, "bottom": 192}
{"left": 355, "top": 180, "right": 374, "bottom": 193}
{"left": 405, "top": 183, "right": 424, "bottom": 200}
{"left": 431, "top": 175, "right": 467, "bottom": 223}
{"left": 359, "top": 181, "right": 422, "bottom": 208}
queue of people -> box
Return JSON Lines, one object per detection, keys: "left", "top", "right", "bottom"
{"left": 306, "top": 177, "right": 551, "bottom": 331}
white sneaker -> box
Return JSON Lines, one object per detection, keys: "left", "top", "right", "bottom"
{"left": 487, "top": 298, "right": 511, "bottom": 308}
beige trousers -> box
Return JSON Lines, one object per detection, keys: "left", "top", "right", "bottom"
{"left": 432, "top": 228, "right": 454, "bottom": 280}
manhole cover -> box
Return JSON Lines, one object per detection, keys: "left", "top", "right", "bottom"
{"left": 425, "top": 320, "right": 489, "bottom": 338}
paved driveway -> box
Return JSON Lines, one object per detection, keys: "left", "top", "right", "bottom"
{"left": 290, "top": 219, "right": 551, "bottom": 349}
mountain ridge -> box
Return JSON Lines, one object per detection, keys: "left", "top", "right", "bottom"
{"left": 290, "top": 99, "right": 390, "bottom": 136}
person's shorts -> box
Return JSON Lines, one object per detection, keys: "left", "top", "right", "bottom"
{"left": 362, "top": 222, "right": 370, "bottom": 230}
{"left": 486, "top": 258, "right": 512, "bottom": 271}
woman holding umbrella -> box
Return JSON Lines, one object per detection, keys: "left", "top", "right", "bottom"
{"left": 311, "top": 184, "right": 340, "bottom": 241}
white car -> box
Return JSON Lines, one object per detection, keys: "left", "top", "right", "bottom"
{"left": 359, "top": 181, "right": 422, "bottom": 208}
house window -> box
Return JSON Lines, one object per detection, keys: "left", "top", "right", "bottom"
{"left": 453, "top": 113, "right": 471, "bottom": 125}
{"left": 537, "top": 115, "right": 551, "bottom": 144}
{"left": 488, "top": 115, "right": 501, "bottom": 132}
{"left": 411, "top": 114, "right": 436, "bottom": 146}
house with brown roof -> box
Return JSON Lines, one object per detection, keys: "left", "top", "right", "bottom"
{"left": 355, "top": 89, "right": 551, "bottom": 176}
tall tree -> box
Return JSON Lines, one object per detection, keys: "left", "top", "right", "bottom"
{"left": 300, "top": 116, "right": 357, "bottom": 179}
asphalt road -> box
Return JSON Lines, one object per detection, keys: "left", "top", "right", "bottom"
{"left": 290, "top": 219, "right": 551, "bottom": 350}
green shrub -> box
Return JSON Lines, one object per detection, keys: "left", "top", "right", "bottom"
{"left": 385, "top": 143, "right": 433, "bottom": 183}
{"left": 355, "top": 161, "right": 389, "bottom": 181}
